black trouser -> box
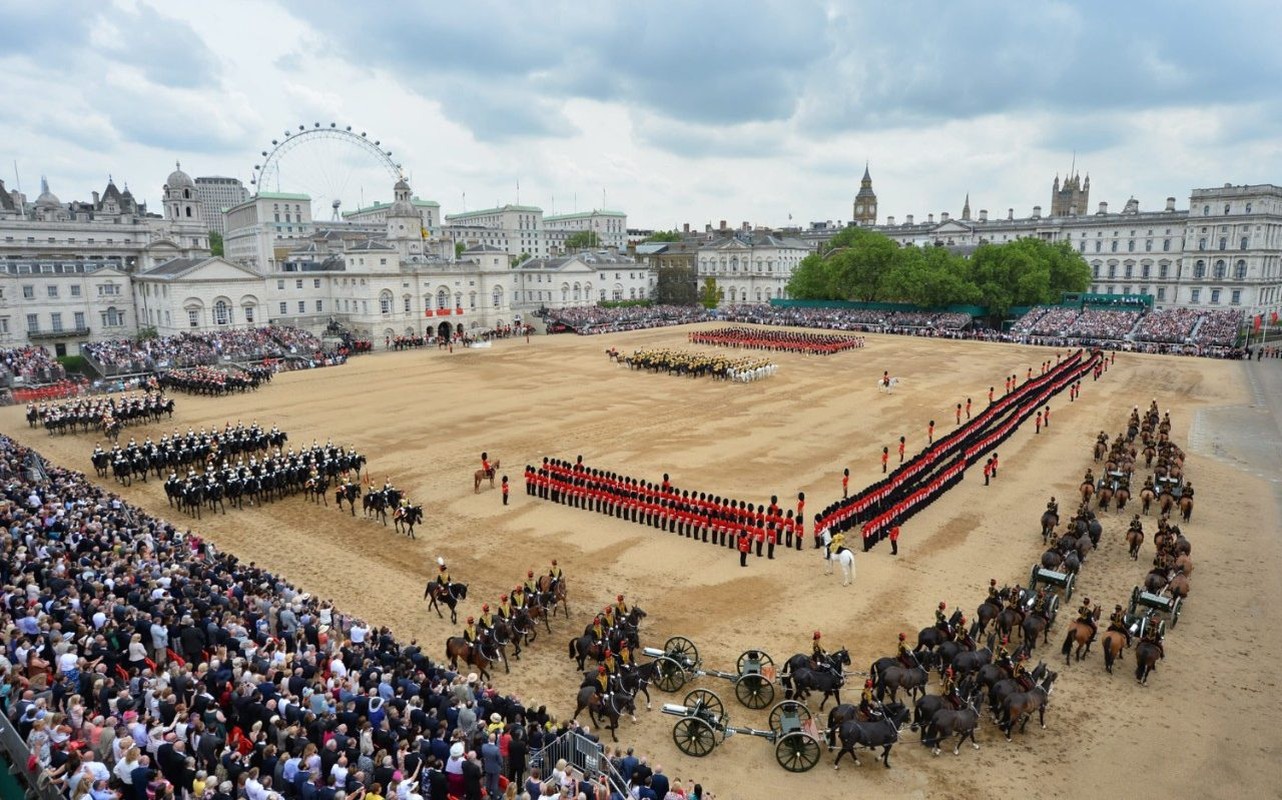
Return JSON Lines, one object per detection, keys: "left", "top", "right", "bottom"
{"left": 755, "top": 539, "right": 762, "bottom": 557}
{"left": 503, "top": 493, "right": 509, "bottom": 505}
{"left": 891, "top": 538, "right": 898, "bottom": 555}
{"left": 767, "top": 541, "right": 775, "bottom": 559}
{"left": 740, "top": 550, "right": 748, "bottom": 567}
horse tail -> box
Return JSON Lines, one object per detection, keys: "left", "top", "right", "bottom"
{"left": 1060, "top": 628, "right": 1075, "bottom": 658}
{"left": 568, "top": 638, "right": 577, "bottom": 659}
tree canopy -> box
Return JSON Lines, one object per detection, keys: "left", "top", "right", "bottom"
{"left": 565, "top": 230, "right": 601, "bottom": 250}
{"left": 644, "top": 230, "right": 683, "bottom": 243}
{"left": 654, "top": 263, "right": 698, "bottom": 305}
{"left": 786, "top": 228, "right": 1091, "bottom": 316}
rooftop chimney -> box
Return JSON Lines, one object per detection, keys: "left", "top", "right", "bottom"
{"left": 1098, "top": 201, "right": 1108, "bottom": 214}
{"left": 940, "top": 211, "right": 950, "bottom": 222}
{"left": 979, "top": 209, "right": 988, "bottom": 222}
{"left": 742, "top": 221, "right": 750, "bottom": 231}
{"left": 683, "top": 222, "right": 690, "bottom": 233}
{"left": 1008, "top": 208, "right": 1014, "bottom": 220}
{"left": 1032, "top": 206, "right": 1042, "bottom": 218}
{"left": 719, "top": 220, "right": 727, "bottom": 231}
{"left": 886, "top": 216, "right": 896, "bottom": 226}
{"left": 906, "top": 214, "right": 914, "bottom": 225}
{"left": 928, "top": 213, "right": 935, "bottom": 224}
{"left": 1165, "top": 197, "right": 1176, "bottom": 212}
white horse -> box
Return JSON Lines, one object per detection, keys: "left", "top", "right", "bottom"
{"left": 877, "top": 376, "right": 902, "bottom": 394}
{"left": 820, "top": 529, "right": 856, "bottom": 586}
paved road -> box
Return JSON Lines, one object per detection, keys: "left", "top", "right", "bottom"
{"left": 1189, "top": 360, "right": 1282, "bottom": 509}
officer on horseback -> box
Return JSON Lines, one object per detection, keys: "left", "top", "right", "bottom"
{"left": 896, "top": 633, "right": 915, "bottom": 668}
{"left": 462, "top": 616, "right": 477, "bottom": 644}
{"left": 435, "top": 560, "right": 453, "bottom": 594}
{"left": 482, "top": 452, "right": 493, "bottom": 480}
{"left": 1032, "top": 588, "right": 1049, "bottom": 620}
{"left": 811, "top": 631, "right": 826, "bottom": 668}
{"left": 1013, "top": 653, "right": 1033, "bottom": 691}
{"left": 591, "top": 615, "right": 605, "bottom": 649}
{"left": 1108, "top": 604, "right": 1131, "bottom": 647}
{"left": 1046, "top": 497, "right": 1058, "bottom": 517}
{"left": 1142, "top": 618, "right": 1165, "bottom": 659}
{"left": 996, "top": 638, "right": 1013, "bottom": 676}
{"left": 942, "top": 667, "right": 962, "bottom": 709}
{"left": 478, "top": 604, "right": 493, "bottom": 635}
{"left": 548, "top": 559, "right": 563, "bottom": 591}
{"left": 614, "top": 594, "right": 629, "bottom": 616}
{"left": 496, "top": 594, "right": 511, "bottom": 620}
{"left": 511, "top": 585, "right": 526, "bottom": 610}
{"left": 859, "top": 679, "right": 880, "bottom": 720}
{"left": 954, "top": 617, "right": 973, "bottom": 649}
{"left": 594, "top": 665, "right": 612, "bottom": 704}
{"left": 523, "top": 570, "right": 538, "bottom": 596}
{"left": 986, "top": 578, "right": 1001, "bottom": 606}
{"left": 1077, "top": 597, "right": 1097, "bottom": 643}
{"left": 935, "top": 602, "right": 951, "bottom": 637}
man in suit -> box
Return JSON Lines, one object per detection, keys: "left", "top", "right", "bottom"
{"left": 481, "top": 733, "right": 503, "bottom": 799}
{"left": 650, "top": 765, "right": 670, "bottom": 798}
{"left": 461, "top": 751, "right": 484, "bottom": 800}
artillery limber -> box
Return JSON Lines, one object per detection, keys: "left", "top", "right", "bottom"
{"left": 661, "top": 689, "right": 821, "bottom": 772}
{"left": 1029, "top": 563, "right": 1075, "bottom": 601}
{"left": 642, "top": 636, "right": 777, "bottom": 709}
{"left": 1155, "top": 475, "right": 1183, "bottom": 499}
{"left": 1120, "top": 609, "right": 1166, "bottom": 640}
{"left": 1128, "top": 586, "right": 1182, "bottom": 627}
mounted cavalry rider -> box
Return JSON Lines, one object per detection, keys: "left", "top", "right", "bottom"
{"left": 523, "top": 570, "right": 538, "bottom": 596}
{"left": 896, "top": 633, "right": 915, "bottom": 668}
{"left": 496, "top": 594, "right": 512, "bottom": 620}
{"left": 602, "top": 605, "right": 616, "bottom": 630}
{"left": 435, "top": 560, "right": 453, "bottom": 594}
{"left": 996, "top": 638, "right": 1013, "bottom": 674}
{"left": 1129, "top": 514, "right": 1143, "bottom": 534}
{"left": 1142, "top": 618, "right": 1165, "bottom": 659}
{"left": 986, "top": 579, "right": 1002, "bottom": 606}
{"left": 1013, "top": 653, "right": 1034, "bottom": 691}
{"left": 548, "top": 559, "right": 563, "bottom": 590}
{"left": 1031, "top": 588, "right": 1050, "bottom": 620}
{"left": 617, "top": 641, "right": 633, "bottom": 668}
{"left": 954, "top": 617, "right": 973, "bottom": 649}
{"left": 511, "top": 585, "right": 526, "bottom": 610}
{"left": 859, "top": 679, "right": 879, "bottom": 720}
{"left": 1108, "top": 604, "right": 1132, "bottom": 647}
{"left": 614, "top": 594, "right": 629, "bottom": 617}
{"left": 462, "top": 616, "right": 478, "bottom": 644}
{"left": 1005, "top": 586, "right": 1023, "bottom": 612}
{"left": 591, "top": 615, "right": 606, "bottom": 648}
{"left": 482, "top": 452, "right": 493, "bottom": 480}
{"left": 828, "top": 531, "right": 847, "bottom": 560}
{"left": 1046, "top": 497, "right": 1058, "bottom": 517}
{"left": 594, "top": 665, "right": 612, "bottom": 703}
{"left": 942, "top": 667, "right": 962, "bottom": 709}
{"left": 935, "top": 602, "right": 951, "bottom": 637}
{"left": 1077, "top": 597, "right": 1098, "bottom": 643}
{"left": 811, "top": 631, "right": 826, "bottom": 668}
{"left": 603, "top": 649, "right": 617, "bottom": 676}
{"left": 1182, "top": 481, "right": 1194, "bottom": 501}
{"left": 478, "top": 604, "right": 494, "bottom": 635}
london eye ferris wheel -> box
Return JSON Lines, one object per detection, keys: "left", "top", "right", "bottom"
{"left": 251, "top": 123, "right": 404, "bottom": 221}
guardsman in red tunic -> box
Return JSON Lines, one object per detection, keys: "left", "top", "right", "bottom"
{"left": 991, "top": 452, "right": 999, "bottom": 479}
{"left": 783, "top": 510, "right": 796, "bottom": 548}
{"left": 842, "top": 468, "right": 850, "bottom": 499}
{"left": 796, "top": 514, "right": 806, "bottom": 551}
{"left": 737, "top": 529, "right": 751, "bottom": 567}
{"left": 965, "top": 397, "right": 972, "bottom": 419}
{"left": 955, "top": 403, "right": 962, "bottom": 425}
{"left": 1035, "top": 410, "right": 1043, "bottom": 434}
{"left": 889, "top": 524, "right": 900, "bottom": 556}
{"left": 898, "top": 436, "right": 906, "bottom": 463}
{"left": 501, "top": 475, "right": 509, "bottom": 505}
{"left": 1043, "top": 405, "right": 1051, "bottom": 427}
{"left": 927, "top": 420, "right": 935, "bottom": 445}
{"left": 766, "top": 522, "right": 777, "bottom": 559}
{"left": 754, "top": 523, "right": 765, "bottom": 557}
{"left": 881, "top": 447, "right": 889, "bottom": 474}
{"left": 988, "top": 386, "right": 995, "bottom": 404}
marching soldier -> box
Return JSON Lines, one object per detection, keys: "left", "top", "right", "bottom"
{"left": 1108, "top": 604, "right": 1132, "bottom": 647}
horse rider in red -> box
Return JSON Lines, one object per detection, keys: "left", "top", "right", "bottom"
{"left": 942, "top": 667, "right": 962, "bottom": 709}
{"left": 935, "top": 602, "right": 950, "bottom": 636}
{"left": 811, "top": 631, "right": 826, "bottom": 668}
{"left": 859, "top": 679, "right": 879, "bottom": 720}
{"left": 896, "top": 633, "right": 915, "bottom": 668}
{"left": 482, "top": 452, "right": 493, "bottom": 480}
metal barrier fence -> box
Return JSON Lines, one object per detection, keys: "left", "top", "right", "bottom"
{"left": 0, "top": 712, "right": 60, "bottom": 800}
{"left": 530, "top": 731, "right": 628, "bottom": 792}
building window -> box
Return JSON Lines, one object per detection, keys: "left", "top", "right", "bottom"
{"left": 1224, "top": 203, "right": 1231, "bottom": 215}
{"left": 26, "top": 313, "right": 39, "bottom": 332}
{"left": 277, "top": 279, "right": 285, "bottom": 289}
{"left": 1163, "top": 239, "right": 1170, "bottom": 251}
{"left": 1234, "top": 259, "right": 1247, "bottom": 280}
{"left": 1202, "top": 205, "right": 1209, "bottom": 216}
{"left": 1127, "top": 241, "right": 1135, "bottom": 252}
{"left": 1142, "top": 264, "right": 1151, "bottom": 278}
{"left": 70, "top": 285, "right": 81, "bottom": 297}
{"left": 188, "top": 309, "right": 199, "bottom": 328}
{"left": 316, "top": 300, "right": 323, "bottom": 312}
{"left": 1193, "top": 260, "right": 1206, "bottom": 279}
{"left": 1110, "top": 241, "right": 1118, "bottom": 253}
{"left": 1241, "top": 237, "right": 1249, "bottom": 250}
{"left": 1124, "top": 264, "right": 1133, "bottom": 278}
{"left": 1231, "top": 289, "right": 1242, "bottom": 305}
{"left": 1197, "top": 238, "right": 1206, "bottom": 250}
{"left": 50, "top": 313, "right": 63, "bottom": 332}
{"left": 1159, "top": 263, "right": 1169, "bottom": 279}
{"left": 296, "top": 279, "right": 303, "bottom": 289}
{"left": 1210, "top": 289, "right": 1221, "bottom": 304}
{"left": 74, "top": 312, "right": 85, "bottom": 329}
{"left": 438, "top": 289, "right": 450, "bottom": 309}
{"left": 1094, "top": 241, "right": 1101, "bottom": 253}
{"left": 1107, "top": 264, "right": 1116, "bottom": 278}
{"left": 492, "top": 287, "right": 502, "bottom": 308}
{"left": 314, "top": 279, "right": 321, "bottom": 288}
{"left": 279, "top": 302, "right": 287, "bottom": 314}
{"left": 1214, "top": 260, "right": 1226, "bottom": 279}
{"left": 22, "top": 286, "right": 33, "bottom": 300}
{"left": 380, "top": 292, "right": 393, "bottom": 314}
{"left": 47, "top": 285, "right": 58, "bottom": 298}
{"left": 0, "top": 318, "right": 7, "bottom": 334}
{"left": 1190, "top": 288, "right": 1201, "bottom": 303}
{"left": 213, "top": 300, "right": 230, "bottom": 325}
{"left": 244, "top": 306, "right": 255, "bottom": 324}
{"left": 1219, "top": 237, "right": 1227, "bottom": 250}
{"left": 297, "top": 301, "right": 305, "bottom": 313}
{"left": 403, "top": 296, "right": 411, "bottom": 313}
{"left": 1157, "top": 287, "right": 1166, "bottom": 301}
{"left": 104, "top": 307, "right": 123, "bottom": 327}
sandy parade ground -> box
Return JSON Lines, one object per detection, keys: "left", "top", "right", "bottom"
{"left": 3, "top": 323, "right": 1281, "bottom": 800}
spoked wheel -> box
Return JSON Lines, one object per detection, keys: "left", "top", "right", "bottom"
{"left": 672, "top": 717, "right": 716, "bottom": 758}
{"left": 735, "top": 649, "right": 774, "bottom": 674}
{"left": 1063, "top": 572, "right": 1076, "bottom": 600}
{"left": 683, "top": 689, "right": 724, "bottom": 720}
{"left": 665, "top": 636, "right": 699, "bottom": 668}
{"left": 775, "top": 732, "right": 821, "bottom": 772}
{"left": 734, "top": 674, "right": 775, "bottom": 709}
{"left": 654, "top": 658, "right": 686, "bottom": 693}
{"left": 767, "top": 700, "right": 811, "bottom": 734}
{"left": 1169, "top": 598, "right": 1182, "bottom": 627}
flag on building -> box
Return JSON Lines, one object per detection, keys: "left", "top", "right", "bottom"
{"left": 1272, "top": 310, "right": 1279, "bottom": 325}
{"left": 1254, "top": 314, "right": 1263, "bottom": 332}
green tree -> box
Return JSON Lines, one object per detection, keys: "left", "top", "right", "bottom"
{"left": 455, "top": 242, "right": 467, "bottom": 259}
{"left": 786, "top": 252, "right": 838, "bottom": 300}
{"left": 135, "top": 326, "right": 159, "bottom": 341}
{"left": 698, "top": 277, "right": 724, "bottom": 309}
{"left": 644, "top": 230, "right": 682, "bottom": 243}
{"left": 787, "top": 227, "right": 899, "bottom": 301}
{"left": 565, "top": 230, "right": 601, "bottom": 250}
{"left": 654, "top": 263, "right": 698, "bottom": 305}
{"left": 882, "top": 246, "right": 979, "bottom": 307}
{"left": 511, "top": 252, "right": 532, "bottom": 266}
{"left": 209, "top": 231, "right": 224, "bottom": 257}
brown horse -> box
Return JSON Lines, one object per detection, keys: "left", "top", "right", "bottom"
{"left": 1175, "top": 554, "right": 1193, "bottom": 576}
{"left": 1101, "top": 630, "right": 1128, "bottom": 674}
{"left": 1096, "top": 484, "right": 1114, "bottom": 511}
{"left": 1126, "top": 528, "right": 1144, "bottom": 560}
{"left": 537, "top": 575, "right": 570, "bottom": 618}
{"left": 1040, "top": 511, "right": 1059, "bottom": 543}
{"left": 1135, "top": 641, "right": 1162, "bottom": 684}
{"left": 445, "top": 636, "right": 498, "bottom": 681}
{"left": 572, "top": 686, "right": 636, "bottom": 742}
{"left": 1158, "top": 493, "right": 1175, "bottom": 516}
{"left": 1080, "top": 480, "right": 1095, "bottom": 503}
{"left": 1060, "top": 613, "right": 1100, "bottom": 663}
{"left": 1114, "top": 486, "right": 1130, "bottom": 511}
{"left": 1093, "top": 440, "right": 1107, "bottom": 461}
{"left": 1140, "top": 487, "right": 1156, "bottom": 515}
{"left": 473, "top": 458, "right": 501, "bottom": 493}
{"left": 1179, "top": 496, "right": 1193, "bottom": 522}
{"left": 1168, "top": 573, "right": 1190, "bottom": 599}
{"left": 1000, "top": 671, "right": 1058, "bottom": 740}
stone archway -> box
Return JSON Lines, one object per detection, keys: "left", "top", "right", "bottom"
{"left": 437, "top": 321, "right": 452, "bottom": 339}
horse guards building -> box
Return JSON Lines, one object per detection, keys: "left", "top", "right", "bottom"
{"left": 1, "top": 156, "right": 1279, "bottom": 357}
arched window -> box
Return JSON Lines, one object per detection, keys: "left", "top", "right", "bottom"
{"left": 1092, "top": 264, "right": 1100, "bottom": 278}
{"left": 185, "top": 207, "right": 192, "bottom": 218}
{"left": 1214, "top": 260, "right": 1226, "bottom": 279}
{"left": 1193, "top": 260, "right": 1206, "bottom": 279}
{"left": 437, "top": 288, "right": 450, "bottom": 309}
{"left": 728, "top": 286, "right": 737, "bottom": 304}
{"left": 1235, "top": 260, "right": 1247, "bottom": 280}
{"left": 561, "top": 285, "right": 569, "bottom": 303}
{"left": 573, "top": 283, "right": 581, "bottom": 301}
{"left": 379, "top": 290, "right": 393, "bottom": 314}
{"left": 403, "top": 295, "right": 412, "bottom": 313}
{"left": 213, "top": 299, "right": 230, "bottom": 325}
{"left": 491, "top": 286, "right": 503, "bottom": 308}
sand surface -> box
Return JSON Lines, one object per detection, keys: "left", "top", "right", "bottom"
{"left": 3, "top": 325, "right": 1280, "bottom": 800}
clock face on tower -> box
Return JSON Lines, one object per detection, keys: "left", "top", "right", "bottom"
{"left": 856, "top": 205, "right": 863, "bottom": 214}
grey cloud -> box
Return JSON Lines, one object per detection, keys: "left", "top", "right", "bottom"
{"left": 100, "top": 5, "right": 223, "bottom": 89}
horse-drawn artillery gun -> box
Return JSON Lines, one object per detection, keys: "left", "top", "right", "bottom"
{"left": 1026, "top": 565, "right": 1074, "bottom": 614}
{"left": 1128, "top": 585, "right": 1182, "bottom": 627}
{"left": 642, "top": 636, "right": 777, "bottom": 709}
{"left": 662, "top": 690, "right": 822, "bottom": 772}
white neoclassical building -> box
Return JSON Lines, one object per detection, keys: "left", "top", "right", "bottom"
{"left": 696, "top": 233, "right": 811, "bottom": 306}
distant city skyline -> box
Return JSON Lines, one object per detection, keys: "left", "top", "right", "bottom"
{"left": 3, "top": 1, "right": 1279, "bottom": 229}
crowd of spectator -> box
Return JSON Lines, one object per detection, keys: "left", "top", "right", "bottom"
{"left": 1192, "top": 309, "right": 1242, "bottom": 348}
{"left": 1133, "top": 308, "right": 1201, "bottom": 344}
{"left": 0, "top": 434, "right": 701, "bottom": 800}
{"left": 543, "top": 306, "right": 709, "bottom": 336}
{"left": 1066, "top": 309, "right": 1141, "bottom": 341}
{"left": 0, "top": 347, "right": 67, "bottom": 385}
{"left": 720, "top": 306, "right": 971, "bottom": 332}
{"left": 1010, "top": 306, "right": 1248, "bottom": 352}
{"left": 82, "top": 329, "right": 325, "bottom": 375}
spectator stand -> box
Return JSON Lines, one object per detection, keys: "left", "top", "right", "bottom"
{"left": 532, "top": 729, "right": 629, "bottom": 794}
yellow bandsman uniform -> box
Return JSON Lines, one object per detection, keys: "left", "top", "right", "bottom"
{"left": 497, "top": 600, "right": 511, "bottom": 619}
{"left": 478, "top": 611, "right": 493, "bottom": 630}
{"left": 830, "top": 532, "right": 846, "bottom": 553}
{"left": 463, "top": 622, "right": 477, "bottom": 643}
{"left": 618, "top": 643, "right": 632, "bottom": 666}
{"left": 591, "top": 619, "right": 604, "bottom": 641}
{"left": 596, "top": 669, "right": 609, "bottom": 695}
{"left": 602, "top": 606, "right": 616, "bottom": 627}
{"left": 861, "top": 684, "right": 875, "bottom": 705}
{"left": 603, "top": 653, "right": 617, "bottom": 674}
{"left": 511, "top": 587, "right": 525, "bottom": 608}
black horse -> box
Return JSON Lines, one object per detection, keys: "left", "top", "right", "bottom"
{"left": 335, "top": 482, "right": 361, "bottom": 515}
{"left": 394, "top": 504, "right": 423, "bottom": 537}
{"left": 833, "top": 703, "right": 911, "bottom": 769}
{"left": 424, "top": 582, "right": 467, "bottom": 625}
{"left": 916, "top": 609, "right": 964, "bottom": 651}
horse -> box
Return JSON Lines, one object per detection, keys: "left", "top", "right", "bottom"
{"left": 950, "top": 648, "right": 992, "bottom": 678}
{"left": 924, "top": 696, "right": 982, "bottom": 756}
{"left": 1175, "top": 553, "right": 1193, "bottom": 576}
{"left": 784, "top": 648, "right": 850, "bottom": 698}
{"left": 1114, "top": 485, "right": 1130, "bottom": 511}
{"left": 335, "top": 482, "right": 361, "bottom": 515}
{"left": 304, "top": 475, "right": 329, "bottom": 506}
{"left": 1168, "top": 573, "right": 1190, "bottom": 600}
{"left": 1140, "top": 486, "right": 1156, "bottom": 515}
{"left": 1135, "top": 641, "right": 1162, "bottom": 684}
{"left": 537, "top": 574, "right": 570, "bottom": 618}
{"left": 787, "top": 666, "right": 846, "bottom": 710}
{"left": 1040, "top": 549, "right": 1063, "bottom": 570}
{"left": 1022, "top": 611, "right": 1055, "bottom": 651}
{"left": 572, "top": 686, "right": 635, "bottom": 742}
{"left": 1079, "top": 479, "right": 1094, "bottom": 503}
{"left": 987, "top": 661, "right": 1046, "bottom": 719}
{"left": 474, "top": 458, "right": 501, "bottom": 493}
{"left": 425, "top": 582, "right": 467, "bottom": 624}
{"left": 444, "top": 636, "right": 499, "bottom": 681}
{"left": 1093, "top": 440, "right": 1107, "bottom": 462}
{"left": 916, "top": 610, "right": 963, "bottom": 651}
{"left": 394, "top": 504, "right": 423, "bottom": 538}
{"left": 995, "top": 606, "right": 1025, "bottom": 643}
{"left": 874, "top": 661, "right": 930, "bottom": 704}
{"left": 975, "top": 597, "right": 1005, "bottom": 638}
{"left": 1096, "top": 483, "right": 1114, "bottom": 511}
{"left": 1000, "top": 671, "right": 1058, "bottom": 740}
{"left": 569, "top": 634, "right": 608, "bottom": 671}
{"left": 827, "top": 548, "right": 855, "bottom": 586}
{"left": 877, "top": 376, "right": 902, "bottom": 394}
{"left": 1144, "top": 569, "right": 1169, "bottom": 594}
{"left": 1179, "top": 495, "right": 1194, "bottom": 522}
{"left": 1158, "top": 492, "right": 1176, "bottom": 517}
{"left": 1040, "top": 511, "right": 1059, "bottom": 543}
{"left": 832, "top": 703, "right": 911, "bottom": 769}
{"left": 1101, "top": 630, "right": 1128, "bottom": 675}
{"left": 363, "top": 491, "right": 388, "bottom": 525}
{"left": 1060, "top": 610, "right": 1101, "bottom": 663}
{"left": 1126, "top": 527, "right": 1144, "bottom": 560}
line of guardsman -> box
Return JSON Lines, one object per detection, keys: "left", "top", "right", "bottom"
{"left": 526, "top": 456, "right": 807, "bottom": 556}
{"left": 28, "top": 390, "right": 174, "bottom": 435}
{"left": 92, "top": 422, "right": 289, "bottom": 481}
{"left": 161, "top": 440, "right": 367, "bottom": 515}
{"left": 156, "top": 364, "right": 272, "bottom": 395}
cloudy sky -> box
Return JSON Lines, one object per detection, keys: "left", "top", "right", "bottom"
{"left": 3, "top": 0, "right": 1279, "bottom": 230}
